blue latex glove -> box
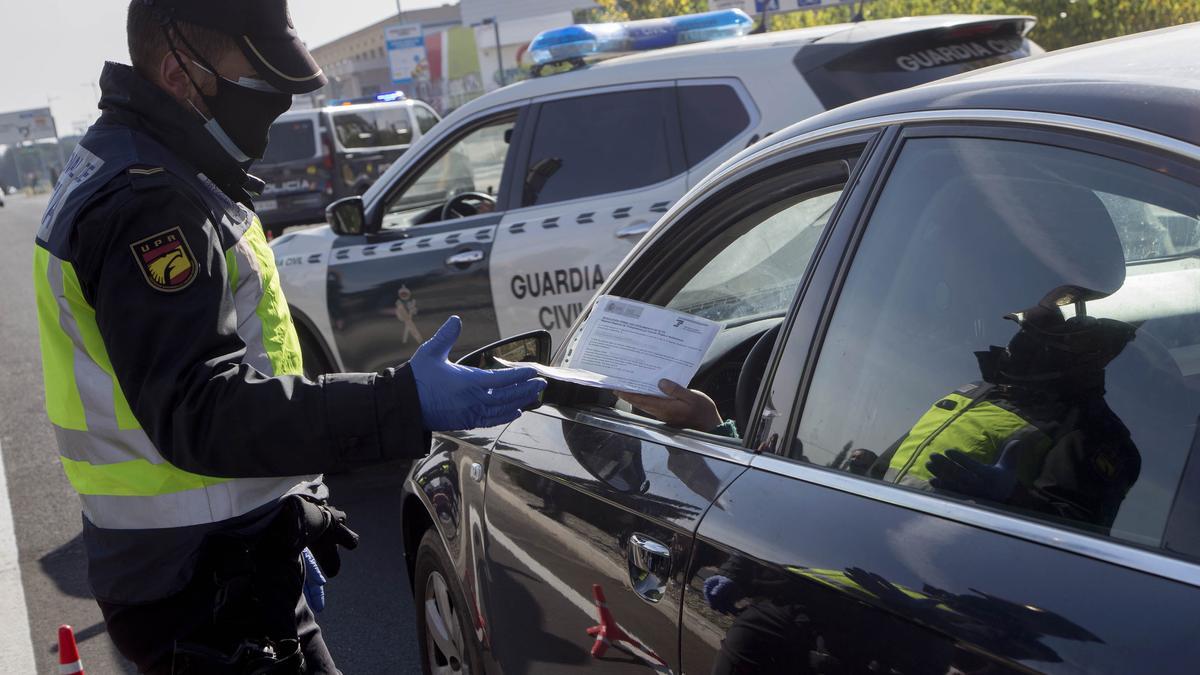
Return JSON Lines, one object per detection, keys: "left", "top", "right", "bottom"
{"left": 926, "top": 440, "right": 1021, "bottom": 502}
{"left": 410, "top": 316, "right": 547, "bottom": 431}
{"left": 302, "top": 547, "right": 327, "bottom": 613}
{"left": 703, "top": 574, "right": 741, "bottom": 615}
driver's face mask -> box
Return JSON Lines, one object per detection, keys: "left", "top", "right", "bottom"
{"left": 165, "top": 26, "right": 292, "bottom": 163}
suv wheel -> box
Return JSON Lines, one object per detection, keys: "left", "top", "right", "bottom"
{"left": 415, "top": 529, "right": 483, "bottom": 675}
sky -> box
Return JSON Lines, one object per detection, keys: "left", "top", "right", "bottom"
{"left": 0, "top": 0, "right": 449, "bottom": 139}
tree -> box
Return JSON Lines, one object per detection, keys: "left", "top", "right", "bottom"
{"left": 576, "top": 0, "right": 1200, "bottom": 52}
{"left": 769, "top": 0, "right": 1200, "bottom": 51}
{"left": 579, "top": 0, "right": 710, "bottom": 22}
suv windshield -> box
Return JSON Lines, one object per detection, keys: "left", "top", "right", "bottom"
{"left": 261, "top": 119, "right": 316, "bottom": 165}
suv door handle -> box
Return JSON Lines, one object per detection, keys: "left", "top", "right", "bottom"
{"left": 627, "top": 533, "right": 670, "bottom": 603}
{"left": 615, "top": 221, "right": 651, "bottom": 239}
{"left": 445, "top": 250, "right": 485, "bottom": 266}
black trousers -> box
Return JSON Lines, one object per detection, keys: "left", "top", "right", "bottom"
{"left": 98, "top": 562, "right": 338, "bottom": 675}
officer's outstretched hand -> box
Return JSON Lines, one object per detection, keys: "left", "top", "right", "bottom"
{"left": 411, "top": 316, "right": 547, "bottom": 431}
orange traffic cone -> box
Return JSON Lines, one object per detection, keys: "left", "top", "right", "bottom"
{"left": 585, "top": 584, "right": 666, "bottom": 666}
{"left": 58, "top": 625, "right": 85, "bottom": 675}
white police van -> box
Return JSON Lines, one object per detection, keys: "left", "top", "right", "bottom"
{"left": 271, "top": 11, "right": 1041, "bottom": 375}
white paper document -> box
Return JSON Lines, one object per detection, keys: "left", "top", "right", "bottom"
{"left": 499, "top": 295, "right": 719, "bottom": 397}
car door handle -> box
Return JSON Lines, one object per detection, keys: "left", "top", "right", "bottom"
{"left": 445, "top": 250, "right": 485, "bottom": 266}
{"left": 615, "top": 221, "right": 651, "bottom": 239}
{"left": 627, "top": 533, "right": 670, "bottom": 603}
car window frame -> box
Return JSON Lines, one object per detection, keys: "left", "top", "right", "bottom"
{"left": 366, "top": 103, "right": 532, "bottom": 233}
{"left": 761, "top": 113, "right": 1200, "bottom": 588}
{"left": 542, "top": 131, "right": 884, "bottom": 457}
{"left": 507, "top": 81, "right": 688, "bottom": 213}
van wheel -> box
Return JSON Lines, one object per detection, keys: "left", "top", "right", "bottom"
{"left": 297, "top": 327, "right": 334, "bottom": 379}
{"left": 415, "top": 529, "right": 484, "bottom": 675}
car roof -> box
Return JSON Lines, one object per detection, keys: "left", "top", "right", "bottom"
{"left": 763, "top": 22, "right": 1200, "bottom": 148}
{"left": 442, "top": 14, "right": 1032, "bottom": 118}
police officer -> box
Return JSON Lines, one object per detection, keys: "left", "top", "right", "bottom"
{"left": 33, "top": 1, "right": 544, "bottom": 672}
{"left": 874, "top": 297, "right": 1141, "bottom": 532}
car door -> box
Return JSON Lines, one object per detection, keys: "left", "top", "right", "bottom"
{"left": 478, "top": 142, "right": 867, "bottom": 674}
{"left": 488, "top": 84, "right": 689, "bottom": 344}
{"left": 682, "top": 121, "right": 1200, "bottom": 674}
{"left": 327, "top": 108, "right": 529, "bottom": 372}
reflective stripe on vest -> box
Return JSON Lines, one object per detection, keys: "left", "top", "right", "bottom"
{"left": 35, "top": 210, "right": 313, "bottom": 530}
{"left": 884, "top": 392, "right": 1033, "bottom": 488}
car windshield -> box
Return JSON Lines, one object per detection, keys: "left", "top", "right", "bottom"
{"left": 260, "top": 119, "right": 316, "bottom": 165}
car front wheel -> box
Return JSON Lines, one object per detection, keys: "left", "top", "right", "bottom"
{"left": 415, "top": 528, "right": 483, "bottom": 675}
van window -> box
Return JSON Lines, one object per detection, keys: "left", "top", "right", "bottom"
{"left": 333, "top": 107, "right": 413, "bottom": 149}
{"left": 521, "top": 88, "right": 677, "bottom": 207}
{"left": 261, "top": 119, "right": 316, "bottom": 165}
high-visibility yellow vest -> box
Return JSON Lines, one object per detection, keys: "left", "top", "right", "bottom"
{"left": 885, "top": 388, "right": 1050, "bottom": 489}
{"left": 34, "top": 135, "right": 316, "bottom": 532}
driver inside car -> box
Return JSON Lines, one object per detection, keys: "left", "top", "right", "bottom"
{"left": 618, "top": 287, "right": 1143, "bottom": 533}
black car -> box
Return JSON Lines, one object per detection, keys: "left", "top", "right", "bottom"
{"left": 401, "top": 23, "right": 1200, "bottom": 675}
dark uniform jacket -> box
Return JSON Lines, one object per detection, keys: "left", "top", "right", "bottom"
{"left": 40, "top": 62, "right": 430, "bottom": 603}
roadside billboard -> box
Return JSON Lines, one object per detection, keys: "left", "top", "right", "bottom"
{"left": 0, "top": 107, "right": 57, "bottom": 146}
{"left": 386, "top": 24, "right": 425, "bottom": 85}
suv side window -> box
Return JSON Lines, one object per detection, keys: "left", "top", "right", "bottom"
{"left": 793, "top": 135, "right": 1200, "bottom": 555}
{"left": 522, "top": 87, "right": 678, "bottom": 207}
{"left": 381, "top": 116, "right": 515, "bottom": 229}
{"left": 677, "top": 83, "right": 752, "bottom": 168}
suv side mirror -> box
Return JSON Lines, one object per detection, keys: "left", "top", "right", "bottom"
{"left": 326, "top": 196, "right": 366, "bottom": 236}
{"left": 457, "top": 330, "right": 552, "bottom": 369}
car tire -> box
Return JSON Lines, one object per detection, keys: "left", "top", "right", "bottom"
{"left": 415, "top": 528, "right": 484, "bottom": 675}
{"left": 297, "top": 327, "right": 334, "bottom": 380}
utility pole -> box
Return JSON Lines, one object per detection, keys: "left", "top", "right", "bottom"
{"left": 394, "top": 0, "right": 402, "bottom": 22}
{"left": 482, "top": 18, "right": 505, "bottom": 87}
{"left": 47, "top": 95, "right": 67, "bottom": 172}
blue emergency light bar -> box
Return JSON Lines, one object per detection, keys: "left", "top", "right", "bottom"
{"left": 328, "top": 91, "right": 408, "bottom": 106}
{"left": 528, "top": 9, "right": 754, "bottom": 66}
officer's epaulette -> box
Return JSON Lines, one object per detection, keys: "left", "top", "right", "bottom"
{"left": 126, "top": 165, "right": 172, "bottom": 192}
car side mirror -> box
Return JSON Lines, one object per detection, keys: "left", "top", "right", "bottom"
{"left": 456, "top": 330, "right": 552, "bottom": 369}
{"left": 326, "top": 196, "right": 366, "bottom": 236}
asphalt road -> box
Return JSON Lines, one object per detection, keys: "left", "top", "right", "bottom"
{"left": 0, "top": 192, "right": 421, "bottom": 673}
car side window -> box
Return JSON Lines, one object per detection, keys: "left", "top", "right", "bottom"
{"left": 677, "top": 83, "right": 752, "bottom": 168}
{"left": 381, "top": 116, "right": 515, "bottom": 230}
{"left": 661, "top": 187, "right": 840, "bottom": 322}
{"left": 793, "top": 135, "right": 1200, "bottom": 555}
{"left": 563, "top": 157, "right": 858, "bottom": 440}
{"left": 414, "top": 105, "right": 439, "bottom": 134}
{"left": 521, "top": 87, "right": 678, "bottom": 207}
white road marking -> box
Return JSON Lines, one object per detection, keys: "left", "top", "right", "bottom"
{"left": 0, "top": 440, "right": 37, "bottom": 672}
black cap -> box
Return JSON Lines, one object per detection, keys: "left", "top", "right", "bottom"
{"left": 149, "top": 0, "right": 327, "bottom": 94}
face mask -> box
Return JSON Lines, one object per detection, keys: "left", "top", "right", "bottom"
{"left": 166, "top": 27, "right": 292, "bottom": 162}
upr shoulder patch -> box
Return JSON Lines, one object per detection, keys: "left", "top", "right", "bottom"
{"left": 130, "top": 227, "right": 197, "bottom": 292}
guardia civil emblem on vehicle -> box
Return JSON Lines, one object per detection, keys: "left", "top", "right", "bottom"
{"left": 130, "top": 227, "right": 197, "bottom": 292}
